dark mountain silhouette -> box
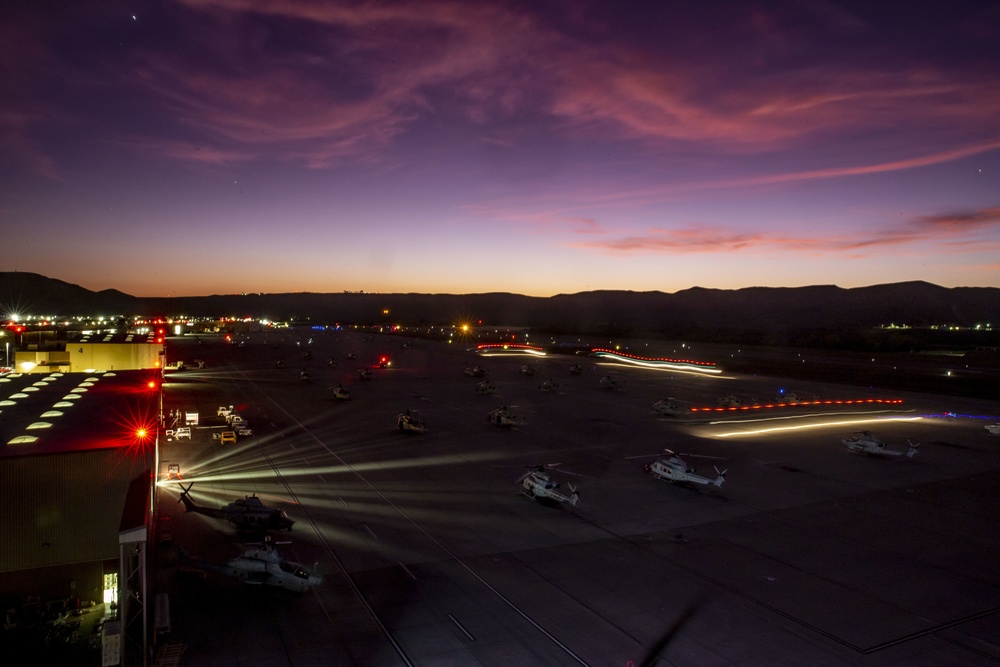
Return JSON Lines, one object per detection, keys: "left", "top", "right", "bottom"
{"left": 2, "top": 272, "right": 998, "bottom": 347}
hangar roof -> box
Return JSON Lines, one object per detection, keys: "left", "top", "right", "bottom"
{"left": 0, "top": 369, "right": 161, "bottom": 457}
{"left": 0, "top": 369, "right": 157, "bottom": 572}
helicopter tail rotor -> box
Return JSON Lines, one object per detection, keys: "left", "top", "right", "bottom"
{"left": 712, "top": 466, "right": 727, "bottom": 487}
{"left": 906, "top": 440, "right": 920, "bottom": 458}
{"left": 177, "top": 482, "right": 194, "bottom": 505}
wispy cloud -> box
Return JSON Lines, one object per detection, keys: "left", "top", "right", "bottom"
{"left": 571, "top": 204, "right": 1000, "bottom": 256}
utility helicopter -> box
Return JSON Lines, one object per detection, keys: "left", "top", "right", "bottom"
{"left": 644, "top": 450, "right": 726, "bottom": 488}
{"left": 717, "top": 393, "right": 743, "bottom": 408}
{"left": 569, "top": 363, "right": 583, "bottom": 375}
{"left": 517, "top": 464, "right": 580, "bottom": 506}
{"left": 330, "top": 385, "right": 351, "bottom": 400}
{"left": 653, "top": 398, "right": 689, "bottom": 418}
{"left": 985, "top": 423, "right": 1000, "bottom": 436}
{"left": 177, "top": 483, "right": 295, "bottom": 531}
{"left": 841, "top": 431, "right": 919, "bottom": 457}
{"left": 488, "top": 406, "right": 524, "bottom": 427}
{"left": 396, "top": 409, "right": 426, "bottom": 434}
{"left": 465, "top": 365, "right": 486, "bottom": 377}
{"left": 519, "top": 364, "right": 537, "bottom": 377}
{"left": 475, "top": 380, "right": 497, "bottom": 394}
{"left": 539, "top": 378, "right": 560, "bottom": 392}
{"left": 356, "top": 367, "right": 373, "bottom": 380}
{"left": 179, "top": 538, "right": 322, "bottom": 592}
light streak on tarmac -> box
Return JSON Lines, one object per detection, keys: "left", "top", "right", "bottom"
{"left": 711, "top": 415, "right": 923, "bottom": 437}
{"left": 592, "top": 349, "right": 723, "bottom": 375}
{"left": 707, "top": 408, "right": 915, "bottom": 425}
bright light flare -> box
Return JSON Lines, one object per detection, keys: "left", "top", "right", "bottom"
{"left": 476, "top": 343, "right": 546, "bottom": 357}
{"left": 592, "top": 349, "right": 721, "bottom": 375}
{"left": 712, "top": 416, "right": 923, "bottom": 438}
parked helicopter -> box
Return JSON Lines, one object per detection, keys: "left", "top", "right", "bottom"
{"left": 488, "top": 406, "right": 524, "bottom": 427}
{"left": 519, "top": 364, "right": 537, "bottom": 377}
{"left": 539, "top": 378, "right": 560, "bottom": 392}
{"left": 569, "top": 363, "right": 583, "bottom": 375}
{"left": 475, "top": 380, "right": 497, "bottom": 394}
{"left": 465, "top": 365, "right": 486, "bottom": 377}
{"left": 357, "top": 367, "right": 374, "bottom": 380}
{"left": 717, "top": 393, "right": 743, "bottom": 408}
{"left": 841, "top": 431, "right": 919, "bottom": 457}
{"left": 517, "top": 464, "right": 579, "bottom": 506}
{"left": 644, "top": 450, "right": 726, "bottom": 487}
{"left": 396, "top": 409, "right": 426, "bottom": 434}
{"left": 599, "top": 375, "right": 625, "bottom": 391}
{"left": 179, "top": 538, "right": 322, "bottom": 592}
{"left": 330, "top": 385, "right": 351, "bottom": 400}
{"left": 177, "top": 483, "right": 295, "bottom": 531}
{"left": 985, "top": 423, "right": 1000, "bottom": 436}
{"left": 653, "top": 398, "right": 688, "bottom": 418}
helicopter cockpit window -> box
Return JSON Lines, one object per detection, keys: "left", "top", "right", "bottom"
{"left": 294, "top": 568, "right": 309, "bottom": 579}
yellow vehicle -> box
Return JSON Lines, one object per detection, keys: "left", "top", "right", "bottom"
{"left": 220, "top": 430, "right": 237, "bottom": 445}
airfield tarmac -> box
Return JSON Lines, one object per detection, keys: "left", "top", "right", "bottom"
{"left": 152, "top": 330, "right": 1000, "bottom": 666}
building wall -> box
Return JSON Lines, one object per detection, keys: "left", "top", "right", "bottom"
{"left": 15, "top": 343, "right": 164, "bottom": 373}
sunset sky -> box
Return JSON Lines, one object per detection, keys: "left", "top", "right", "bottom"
{"left": 2, "top": 0, "right": 998, "bottom": 297}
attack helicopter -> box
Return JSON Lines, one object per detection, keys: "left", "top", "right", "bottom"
{"left": 517, "top": 464, "right": 580, "bottom": 506}
{"left": 841, "top": 431, "right": 919, "bottom": 457}
{"left": 177, "top": 483, "right": 295, "bottom": 531}
{"left": 644, "top": 450, "right": 726, "bottom": 487}
{"left": 396, "top": 409, "right": 426, "bottom": 434}
{"left": 179, "top": 538, "right": 322, "bottom": 592}
{"left": 488, "top": 406, "right": 524, "bottom": 427}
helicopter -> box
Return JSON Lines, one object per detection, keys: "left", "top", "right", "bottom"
{"left": 985, "top": 423, "right": 1000, "bottom": 436}
{"left": 717, "top": 393, "right": 743, "bottom": 408}
{"left": 841, "top": 431, "right": 919, "bottom": 457}
{"left": 356, "top": 367, "right": 374, "bottom": 380}
{"left": 773, "top": 389, "right": 803, "bottom": 404}
{"left": 465, "top": 365, "right": 486, "bottom": 377}
{"left": 298, "top": 369, "right": 312, "bottom": 382}
{"left": 539, "top": 378, "right": 560, "bottom": 392}
{"left": 644, "top": 450, "right": 726, "bottom": 487}
{"left": 396, "top": 409, "right": 426, "bottom": 434}
{"left": 177, "top": 483, "right": 295, "bottom": 531}
{"left": 519, "top": 364, "right": 537, "bottom": 377}
{"left": 569, "top": 363, "right": 583, "bottom": 375}
{"left": 599, "top": 375, "right": 625, "bottom": 391}
{"left": 475, "top": 379, "right": 497, "bottom": 394}
{"left": 179, "top": 538, "right": 322, "bottom": 592}
{"left": 653, "top": 398, "right": 688, "bottom": 418}
{"left": 517, "top": 464, "right": 579, "bottom": 506}
{"left": 330, "top": 385, "right": 351, "bottom": 400}
{"left": 488, "top": 406, "right": 524, "bottom": 427}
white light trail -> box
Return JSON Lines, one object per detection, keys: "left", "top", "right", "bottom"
{"left": 712, "top": 416, "right": 923, "bottom": 438}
